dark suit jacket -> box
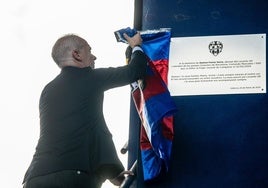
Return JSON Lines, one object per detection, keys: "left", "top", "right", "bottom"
{"left": 23, "top": 50, "right": 147, "bottom": 183}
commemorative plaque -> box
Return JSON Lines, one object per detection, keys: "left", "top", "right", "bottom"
{"left": 168, "top": 34, "right": 266, "bottom": 96}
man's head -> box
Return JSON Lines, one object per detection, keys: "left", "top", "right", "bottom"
{"left": 51, "top": 34, "right": 96, "bottom": 69}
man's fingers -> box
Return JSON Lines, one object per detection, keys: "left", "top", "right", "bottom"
{"left": 123, "top": 33, "right": 130, "bottom": 40}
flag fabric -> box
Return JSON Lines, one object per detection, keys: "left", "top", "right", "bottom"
{"left": 130, "top": 28, "right": 177, "bottom": 181}
{"left": 140, "top": 29, "right": 171, "bottom": 84}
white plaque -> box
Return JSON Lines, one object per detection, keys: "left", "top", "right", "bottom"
{"left": 168, "top": 34, "right": 266, "bottom": 96}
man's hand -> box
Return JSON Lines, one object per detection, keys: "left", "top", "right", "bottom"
{"left": 123, "top": 32, "right": 143, "bottom": 48}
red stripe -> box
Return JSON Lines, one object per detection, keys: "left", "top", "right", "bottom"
{"left": 140, "top": 125, "right": 152, "bottom": 150}
{"left": 161, "top": 116, "right": 174, "bottom": 140}
{"left": 151, "top": 59, "right": 169, "bottom": 84}
{"left": 142, "top": 61, "right": 167, "bottom": 101}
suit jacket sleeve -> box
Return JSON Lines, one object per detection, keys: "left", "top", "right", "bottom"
{"left": 92, "top": 50, "right": 148, "bottom": 91}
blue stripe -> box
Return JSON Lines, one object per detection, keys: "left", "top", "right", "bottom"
{"left": 141, "top": 31, "right": 171, "bottom": 61}
{"left": 141, "top": 138, "right": 172, "bottom": 181}
{"left": 143, "top": 92, "right": 177, "bottom": 133}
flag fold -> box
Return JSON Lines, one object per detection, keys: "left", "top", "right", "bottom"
{"left": 130, "top": 28, "right": 177, "bottom": 181}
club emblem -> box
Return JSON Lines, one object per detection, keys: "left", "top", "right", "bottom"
{"left": 208, "top": 41, "right": 223, "bottom": 56}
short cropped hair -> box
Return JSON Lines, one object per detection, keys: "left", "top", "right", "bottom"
{"left": 51, "top": 34, "right": 87, "bottom": 66}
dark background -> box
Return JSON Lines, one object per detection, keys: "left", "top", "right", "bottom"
{"left": 127, "top": 0, "right": 268, "bottom": 187}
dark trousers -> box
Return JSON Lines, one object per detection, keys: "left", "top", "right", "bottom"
{"left": 23, "top": 170, "right": 103, "bottom": 188}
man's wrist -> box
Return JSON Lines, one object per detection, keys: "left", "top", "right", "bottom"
{"left": 132, "top": 45, "right": 143, "bottom": 53}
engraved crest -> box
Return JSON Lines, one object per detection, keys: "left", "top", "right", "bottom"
{"left": 208, "top": 41, "right": 223, "bottom": 56}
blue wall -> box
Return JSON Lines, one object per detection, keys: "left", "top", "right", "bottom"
{"left": 128, "top": 0, "right": 268, "bottom": 187}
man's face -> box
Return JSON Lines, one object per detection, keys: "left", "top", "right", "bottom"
{"left": 80, "top": 43, "right": 96, "bottom": 69}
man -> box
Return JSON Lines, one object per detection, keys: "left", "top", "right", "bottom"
{"left": 23, "top": 32, "right": 147, "bottom": 188}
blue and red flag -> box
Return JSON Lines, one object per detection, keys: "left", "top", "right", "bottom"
{"left": 130, "top": 29, "right": 177, "bottom": 181}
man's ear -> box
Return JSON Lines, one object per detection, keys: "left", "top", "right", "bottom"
{"left": 72, "top": 50, "right": 82, "bottom": 62}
